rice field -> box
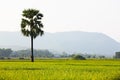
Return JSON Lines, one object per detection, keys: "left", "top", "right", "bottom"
{"left": 0, "top": 59, "right": 120, "bottom": 80}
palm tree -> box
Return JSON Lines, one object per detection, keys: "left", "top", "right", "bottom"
{"left": 21, "top": 9, "right": 44, "bottom": 62}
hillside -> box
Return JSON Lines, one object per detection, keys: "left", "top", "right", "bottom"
{"left": 0, "top": 31, "right": 120, "bottom": 56}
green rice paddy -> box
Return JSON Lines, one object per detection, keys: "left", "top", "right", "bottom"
{"left": 0, "top": 59, "right": 120, "bottom": 80}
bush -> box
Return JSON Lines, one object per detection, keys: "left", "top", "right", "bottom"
{"left": 72, "top": 55, "right": 86, "bottom": 60}
{"left": 19, "top": 57, "right": 25, "bottom": 60}
{"left": 7, "top": 57, "right": 11, "bottom": 59}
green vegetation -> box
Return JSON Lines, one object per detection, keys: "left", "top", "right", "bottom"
{"left": 0, "top": 49, "right": 54, "bottom": 59}
{"left": 0, "top": 59, "right": 120, "bottom": 80}
{"left": 115, "top": 52, "right": 120, "bottom": 59}
{"left": 0, "top": 48, "right": 12, "bottom": 58}
{"left": 71, "top": 54, "right": 86, "bottom": 60}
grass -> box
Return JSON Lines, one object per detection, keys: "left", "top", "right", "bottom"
{"left": 0, "top": 59, "right": 120, "bottom": 80}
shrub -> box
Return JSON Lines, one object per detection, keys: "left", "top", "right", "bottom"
{"left": 72, "top": 55, "right": 86, "bottom": 60}
{"left": 19, "top": 57, "right": 24, "bottom": 60}
{"left": 7, "top": 57, "right": 11, "bottom": 59}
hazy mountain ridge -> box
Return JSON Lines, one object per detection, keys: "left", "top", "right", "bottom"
{"left": 0, "top": 31, "right": 120, "bottom": 56}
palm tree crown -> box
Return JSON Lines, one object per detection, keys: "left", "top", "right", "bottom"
{"left": 21, "top": 9, "right": 44, "bottom": 38}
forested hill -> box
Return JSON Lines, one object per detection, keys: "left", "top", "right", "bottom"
{"left": 0, "top": 31, "right": 120, "bottom": 56}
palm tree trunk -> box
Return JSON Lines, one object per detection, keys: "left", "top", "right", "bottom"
{"left": 31, "top": 35, "right": 34, "bottom": 62}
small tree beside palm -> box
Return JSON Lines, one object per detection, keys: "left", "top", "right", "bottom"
{"left": 21, "top": 9, "right": 44, "bottom": 62}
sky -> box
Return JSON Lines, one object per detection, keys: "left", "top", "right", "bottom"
{"left": 0, "top": 0, "right": 120, "bottom": 42}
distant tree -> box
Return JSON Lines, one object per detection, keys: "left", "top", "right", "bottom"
{"left": 10, "top": 49, "right": 54, "bottom": 58}
{"left": 92, "top": 55, "right": 96, "bottom": 58}
{"left": 70, "top": 54, "right": 76, "bottom": 57}
{"left": 21, "top": 9, "right": 44, "bottom": 62}
{"left": 0, "top": 48, "right": 12, "bottom": 58}
{"left": 34, "top": 49, "right": 54, "bottom": 58}
{"left": 99, "top": 55, "right": 105, "bottom": 59}
{"left": 86, "top": 55, "right": 91, "bottom": 58}
{"left": 60, "top": 52, "right": 68, "bottom": 57}
{"left": 115, "top": 52, "right": 120, "bottom": 59}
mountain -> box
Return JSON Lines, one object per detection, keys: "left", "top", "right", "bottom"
{"left": 0, "top": 31, "right": 120, "bottom": 56}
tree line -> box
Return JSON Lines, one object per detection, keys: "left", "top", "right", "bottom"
{"left": 0, "top": 48, "right": 54, "bottom": 59}
{"left": 0, "top": 48, "right": 109, "bottom": 60}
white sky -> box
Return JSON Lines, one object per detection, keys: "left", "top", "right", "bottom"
{"left": 0, "top": 0, "right": 120, "bottom": 42}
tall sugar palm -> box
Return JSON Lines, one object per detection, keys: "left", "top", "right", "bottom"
{"left": 21, "top": 9, "right": 44, "bottom": 62}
